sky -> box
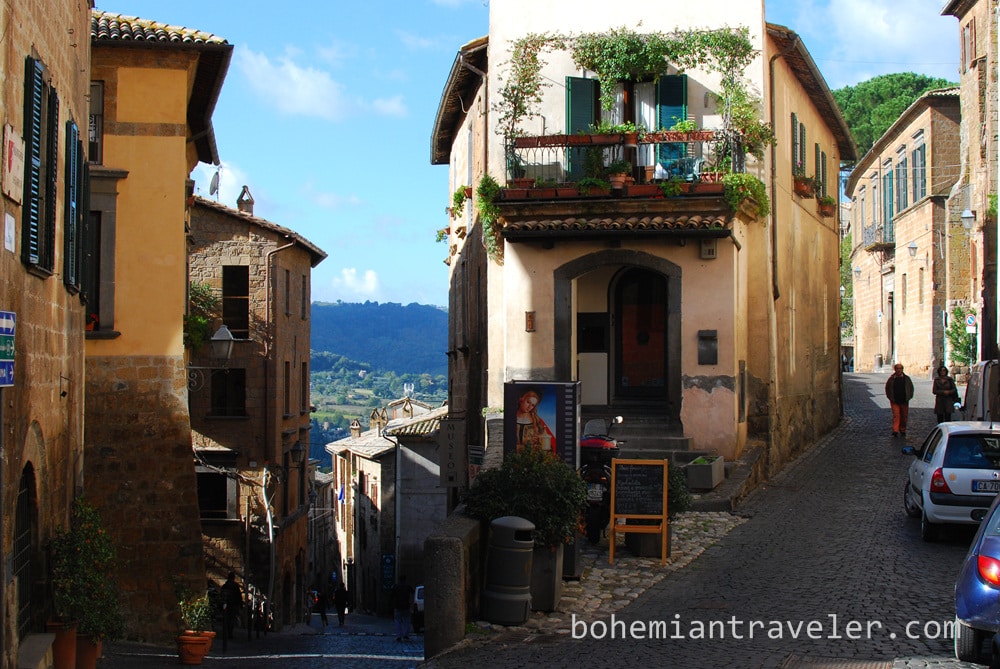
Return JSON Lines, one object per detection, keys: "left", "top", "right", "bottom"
{"left": 95, "top": 0, "right": 959, "bottom": 308}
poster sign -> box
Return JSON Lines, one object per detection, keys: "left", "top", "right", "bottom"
{"left": 503, "top": 381, "right": 580, "bottom": 467}
{"left": 435, "top": 417, "right": 467, "bottom": 488}
{"left": 2, "top": 125, "right": 23, "bottom": 203}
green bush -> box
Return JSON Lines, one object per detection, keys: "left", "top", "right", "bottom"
{"left": 463, "top": 446, "right": 587, "bottom": 547}
{"left": 947, "top": 306, "right": 978, "bottom": 365}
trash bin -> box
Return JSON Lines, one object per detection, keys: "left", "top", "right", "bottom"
{"left": 481, "top": 516, "right": 534, "bottom": 625}
{"left": 875, "top": 353, "right": 884, "bottom": 369}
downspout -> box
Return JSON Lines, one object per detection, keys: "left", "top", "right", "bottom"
{"left": 769, "top": 33, "right": 801, "bottom": 301}
{"left": 382, "top": 431, "right": 402, "bottom": 583}
{"left": 263, "top": 240, "right": 294, "bottom": 610}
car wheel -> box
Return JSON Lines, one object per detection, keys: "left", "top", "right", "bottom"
{"left": 955, "top": 616, "right": 983, "bottom": 662}
{"left": 921, "top": 509, "right": 939, "bottom": 542}
{"left": 903, "top": 480, "right": 921, "bottom": 518}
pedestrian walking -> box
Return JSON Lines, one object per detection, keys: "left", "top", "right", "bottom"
{"left": 333, "top": 582, "right": 349, "bottom": 627}
{"left": 884, "top": 363, "right": 914, "bottom": 437}
{"left": 932, "top": 365, "right": 959, "bottom": 424}
{"left": 314, "top": 588, "right": 329, "bottom": 627}
{"left": 391, "top": 575, "right": 414, "bottom": 641}
{"left": 220, "top": 572, "right": 243, "bottom": 640}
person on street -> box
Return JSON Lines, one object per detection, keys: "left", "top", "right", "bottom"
{"left": 391, "top": 575, "right": 414, "bottom": 641}
{"left": 333, "top": 582, "right": 349, "bottom": 627}
{"left": 932, "top": 365, "right": 959, "bottom": 424}
{"left": 884, "top": 363, "right": 914, "bottom": 437}
{"left": 220, "top": 572, "right": 243, "bottom": 640}
{"left": 314, "top": 588, "right": 329, "bottom": 627}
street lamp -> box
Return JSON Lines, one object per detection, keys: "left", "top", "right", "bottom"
{"left": 210, "top": 324, "right": 235, "bottom": 361}
{"left": 840, "top": 285, "right": 846, "bottom": 299}
{"left": 907, "top": 241, "right": 918, "bottom": 258}
{"left": 962, "top": 208, "right": 976, "bottom": 229}
{"left": 290, "top": 442, "right": 305, "bottom": 466}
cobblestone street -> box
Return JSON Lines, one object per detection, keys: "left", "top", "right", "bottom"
{"left": 99, "top": 372, "right": 984, "bottom": 668}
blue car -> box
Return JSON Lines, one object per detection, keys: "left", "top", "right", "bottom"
{"left": 955, "top": 491, "right": 1000, "bottom": 666}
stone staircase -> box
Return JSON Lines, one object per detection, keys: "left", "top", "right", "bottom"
{"left": 581, "top": 406, "right": 692, "bottom": 460}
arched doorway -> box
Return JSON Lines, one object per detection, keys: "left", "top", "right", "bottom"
{"left": 613, "top": 268, "right": 668, "bottom": 400}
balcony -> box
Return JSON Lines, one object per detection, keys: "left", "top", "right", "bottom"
{"left": 862, "top": 223, "right": 895, "bottom": 252}
{"left": 504, "top": 130, "right": 735, "bottom": 200}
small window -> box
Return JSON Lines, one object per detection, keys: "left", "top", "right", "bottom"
{"left": 284, "top": 269, "right": 291, "bottom": 316}
{"left": 283, "top": 361, "right": 291, "bottom": 416}
{"left": 88, "top": 82, "right": 104, "bottom": 164}
{"left": 301, "top": 361, "right": 309, "bottom": 412}
{"left": 210, "top": 369, "right": 246, "bottom": 417}
{"left": 301, "top": 274, "right": 308, "bottom": 319}
{"left": 222, "top": 266, "right": 250, "bottom": 338}
{"left": 196, "top": 471, "right": 238, "bottom": 520}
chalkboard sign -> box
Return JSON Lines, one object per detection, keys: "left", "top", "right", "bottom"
{"left": 609, "top": 458, "right": 669, "bottom": 565}
{"left": 613, "top": 461, "right": 665, "bottom": 516}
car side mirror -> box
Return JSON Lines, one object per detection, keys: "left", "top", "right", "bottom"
{"left": 901, "top": 445, "right": 917, "bottom": 456}
{"left": 954, "top": 402, "right": 963, "bottom": 411}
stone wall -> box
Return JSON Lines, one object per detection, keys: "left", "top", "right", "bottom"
{"left": 84, "top": 355, "right": 205, "bottom": 642}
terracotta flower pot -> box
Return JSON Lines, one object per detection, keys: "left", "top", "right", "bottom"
{"left": 46, "top": 620, "right": 77, "bottom": 669}
{"left": 176, "top": 631, "right": 215, "bottom": 665}
{"left": 76, "top": 634, "right": 103, "bottom": 669}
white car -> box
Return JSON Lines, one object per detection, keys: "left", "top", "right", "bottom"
{"left": 903, "top": 422, "right": 1000, "bottom": 541}
{"left": 411, "top": 585, "right": 424, "bottom": 633}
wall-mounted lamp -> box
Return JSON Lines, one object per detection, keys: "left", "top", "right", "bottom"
{"left": 525, "top": 311, "right": 535, "bottom": 332}
{"left": 290, "top": 442, "right": 305, "bottom": 466}
{"left": 853, "top": 266, "right": 862, "bottom": 278}
{"left": 210, "top": 324, "right": 235, "bottom": 361}
{"left": 840, "top": 285, "right": 846, "bottom": 299}
{"left": 907, "top": 241, "right": 918, "bottom": 258}
{"left": 962, "top": 208, "right": 976, "bottom": 229}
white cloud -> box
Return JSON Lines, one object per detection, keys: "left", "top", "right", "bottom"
{"left": 235, "top": 47, "right": 356, "bottom": 121}
{"left": 330, "top": 268, "right": 380, "bottom": 299}
{"left": 371, "top": 95, "right": 408, "bottom": 117}
{"left": 396, "top": 30, "right": 438, "bottom": 50}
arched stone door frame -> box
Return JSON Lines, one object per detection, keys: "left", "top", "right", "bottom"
{"left": 553, "top": 249, "right": 682, "bottom": 418}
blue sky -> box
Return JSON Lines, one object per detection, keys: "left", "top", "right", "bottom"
{"left": 95, "top": 0, "right": 958, "bottom": 308}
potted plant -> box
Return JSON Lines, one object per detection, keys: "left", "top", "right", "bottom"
{"left": 451, "top": 186, "right": 470, "bottom": 218}
{"left": 578, "top": 176, "right": 611, "bottom": 197}
{"left": 685, "top": 454, "right": 725, "bottom": 490}
{"left": 476, "top": 175, "right": 504, "bottom": 263}
{"left": 606, "top": 159, "right": 633, "bottom": 189}
{"left": 463, "top": 445, "right": 587, "bottom": 611}
{"left": 722, "top": 173, "right": 770, "bottom": 219}
{"left": 175, "top": 579, "right": 216, "bottom": 665}
{"left": 792, "top": 164, "right": 814, "bottom": 198}
{"left": 817, "top": 194, "right": 837, "bottom": 218}
{"left": 49, "top": 498, "right": 125, "bottom": 669}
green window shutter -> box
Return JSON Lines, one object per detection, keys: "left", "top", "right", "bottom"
{"left": 656, "top": 74, "right": 687, "bottom": 169}
{"left": 799, "top": 123, "right": 807, "bottom": 172}
{"left": 22, "top": 56, "right": 42, "bottom": 266}
{"left": 814, "top": 143, "right": 821, "bottom": 182}
{"left": 566, "top": 77, "right": 597, "bottom": 180}
{"left": 791, "top": 113, "right": 799, "bottom": 176}
{"left": 821, "top": 151, "right": 828, "bottom": 197}
{"left": 63, "top": 121, "right": 79, "bottom": 290}
{"left": 43, "top": 87, "right": 59, "bottom": 271}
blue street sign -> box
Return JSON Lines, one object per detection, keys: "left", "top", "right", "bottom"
{"left": 0, "top": 360, "right": 13, "bottom": 387}
{"left": 0, "top": 311, "right": 14, "bottom": 336}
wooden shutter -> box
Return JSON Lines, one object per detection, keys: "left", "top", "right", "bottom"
{"left": 64, "top": 121, "right": 80, "bottom": 290}
{"left": 791, "top": 113, "right": 799, "bottom": 175}
{"left": 656, "top": 74, "right": 687, "bottom": 168}
{"left": 566, "top": 77, "right": 597, "bottom": 180}
{"left": 43, "top": 87, "right": 59, "bottom": 271}
{"left": 22, "top": 56, "right": 43, "bottom": 266}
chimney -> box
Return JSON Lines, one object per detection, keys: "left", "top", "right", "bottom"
{"left": 237, "top": 185, "right": 254, "bottom": 215}
{"left": 349, "top": 419, "right": 362, "bottom": 439}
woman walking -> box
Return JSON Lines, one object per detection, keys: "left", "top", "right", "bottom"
{"left": 932, "top": 365, "right": 959, "bottom": 424}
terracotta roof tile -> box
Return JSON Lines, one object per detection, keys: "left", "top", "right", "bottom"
{"left": 91, "top": 10, "right": 228, "bottom": 45}
{"left": 503, "top": 214, "right": 731, "bottom": 234}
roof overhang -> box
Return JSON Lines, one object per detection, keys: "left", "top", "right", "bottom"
{"left": 430, "top": 37, "right": 488, "bottom": 165}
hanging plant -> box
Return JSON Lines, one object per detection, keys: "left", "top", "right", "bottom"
{"left": 475, "top": 174, "right": 503, "bottom": 263}
{"left": 452, "top": 187, "right": 469, "bottom": 218}
{"left": 722, "top": 172, "right": 769, "bottom": 219}
{"left": 571, "top": 27, "right": 677, "bottom": 111}
{"left": 495, "top": 32, "right": 567, "bottom": 141}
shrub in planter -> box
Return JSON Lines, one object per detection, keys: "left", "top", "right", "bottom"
{"left": 463, "top": 445, "right": 587, "bottom": 548}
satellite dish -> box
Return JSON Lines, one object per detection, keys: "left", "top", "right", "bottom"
{"left": 209, "top": 170, "right": 220, "bottom": 196}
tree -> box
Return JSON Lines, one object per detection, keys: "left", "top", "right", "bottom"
{"left": 840, "top": 233, "right": 854, "bottom": 338}
{"left": 832, "top": 73, "right": 955, "bottom": 155}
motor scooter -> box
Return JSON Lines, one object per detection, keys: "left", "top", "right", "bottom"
{"left": 579, "top": 416, "right": 624, "bottom": 544}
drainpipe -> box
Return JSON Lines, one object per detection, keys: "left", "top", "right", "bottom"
{"left": 769, "top": 33, "right": 801, "bottom": 301}
{"left": 381, "top": 431, "right": 402, "bottom": 581}
{"left": 263, "top": 240, "right": 294, "bottom": 612}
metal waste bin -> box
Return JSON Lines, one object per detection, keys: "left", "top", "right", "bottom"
{"left": 481, "top": 516, "right": 534, "bottom": 625}
{"left": 875, "top": 353, "right": 884, "bottom": 369}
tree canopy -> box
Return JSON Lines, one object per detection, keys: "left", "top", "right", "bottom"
{"left": 832, "top": 72, "right": 955, "bottom": 156}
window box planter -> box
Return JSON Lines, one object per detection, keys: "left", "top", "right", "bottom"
{"left": 817, "top": 200, "right": 837, "bottom": 218}
{"left": 508, "top": 177, "right": 535, "bottom": 189}
{"left": 793, "top": 176, "right": 815, "bottom": 198}
{"left": 528, "top": 187, "right": 557, "bottom": 199}
{"left": 555, "top": 185, "right": 580, "bottom": 197}
{"left": 624, "top": 183, "right": 661, "bottom": 198}
{"left": 503, "top": 188, "right": 530, "bottom": 200}
{"left": 685, "top": 455, "right": 724, "bottom": 491}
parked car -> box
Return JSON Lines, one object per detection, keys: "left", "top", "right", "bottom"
{"left": 954, "top": 491, "right": 1000, "bottom": 666}
{"left": 411, "top": 584, "right": 424, "bottom": 633}
{"left": 961, "top": 360, "right": 1000, "bottom": 422}
{"left": 902, "top": 422, "right": 1000, "bottom": 541}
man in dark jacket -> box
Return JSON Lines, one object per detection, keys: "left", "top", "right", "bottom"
{"left": 220, "top": 572, "right": 243, "bottom": 639}
{"left": 885, "top": 363, "right": 915, "bottom": 437}
{"left": 390, "top": 575, "right": 414, "bottom": 641}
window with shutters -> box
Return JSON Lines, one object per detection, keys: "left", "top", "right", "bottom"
{"left": 22, "top": 56, "right": 59, "bottom": 275}
{"left": 566, "top": 74, "right": 688, "bottom": 180}
{"left": 911, "top": 132, "right": 926, "bottom": 202}
{"left": 882, "top": 160, "right": 894, "bottom": 236}
{"left": 210, "top": 368, "right": 246, "bottom": 417}
{"left": 895, "top": 148, "right": 908, "bottom": 212}
{"left": 88, "top": 82, "right": 103, "bottom": 164}
{"left": 63, "top": 121, "right": 86, "bottom": 293}
{"left": 791, "top": 113, "right": 806, "bottom": 179}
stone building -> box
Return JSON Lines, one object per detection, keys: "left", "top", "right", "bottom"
{"left": 84, "top": 10, "right": 232, "bottom": 642}
{"left": 942, "top": 0, "right": 998, "bottom": 362}
{"left": 188, "top": 191, "right": 326, "bottom": 630}
{"left": 845, "top": 89, "right": 962, "bottom": 374}
{"left": 431, "top": 3, "right": 856, "bottom": 475}
{"left": 0, "top": 0, "right": 92, "bottom": 664}
{"left": 326, "top": 404, "right": 448, "bottom": 615}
